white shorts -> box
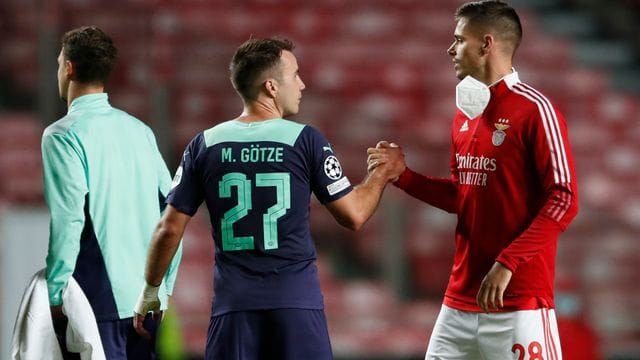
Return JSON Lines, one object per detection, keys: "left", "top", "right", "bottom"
{"left": 425, "top": 304, "right": 562, "bottom": 360}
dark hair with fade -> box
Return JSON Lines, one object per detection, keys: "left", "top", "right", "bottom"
{"left": 455, "top": 1, "right": 523, "bottom": 53}
{"left": 229, "top": 37, "right": 294, "bottom": 101}
{"left": 61, "top": 26, "right": 118, "bottom": 85}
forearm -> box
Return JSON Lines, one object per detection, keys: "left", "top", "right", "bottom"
{"left": 43, "top": 133, "right": 89, "bottom": 305}
{"left": 163, "top": 242, "right": 183, "bottom": 295}
{"left": 498, "top": 187, "right": 577, "bottom": 272}
{"left": 350, "top": 169, "right": 389, "bottom": 223}
{"left": 327, "top": 168, "right": 389, "bottom": 231}
{"left": 145, "top": 224, "right": 183, "bottom": 286}
{"left": 394, "top": 168, "right": 458, "bottom": 213}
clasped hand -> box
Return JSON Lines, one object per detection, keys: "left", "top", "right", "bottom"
{"left": 366, "top": 141, "right": 406, "bottom": 181}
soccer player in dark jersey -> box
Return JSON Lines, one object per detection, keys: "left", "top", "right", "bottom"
{"left": 133, "top": 37, "right": 398, "bottom": 359}
{"left": 368, "top": 1, "right": 578, "bottom": 359}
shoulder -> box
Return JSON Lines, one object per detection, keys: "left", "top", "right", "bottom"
{"left": 182, "top": 132, "right": 206, "bottom": 158}
{"left": 293, "top": 122, "right": 324, "bottom": 143}
{"left": 111, "top": 107, "right": 154, "bottom": 133}
{"left": 43, "top": 114, "right": 78, "bottom": 138}
{"left": 507, "top": 81, "right": 559, "bottom": 115}
{"left": 203, "top": 119, "right": 309, "bottom": 147}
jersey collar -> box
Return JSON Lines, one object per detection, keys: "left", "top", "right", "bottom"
{"left": 68, "top": 93, "right": 110, "bottom": 114}
{"left": 489, "top": 70, "right": 520, "bottom": 98}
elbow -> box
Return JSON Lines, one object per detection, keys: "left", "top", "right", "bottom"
{"left": 345, "top": 221, "right": 363, "bottom": 232}
{"left": 154, "top": 222, "right": 183, "bottom": 247}
{"left": 566, "top": 195, "right": 579, "bottom": 224}
{"left": 339, "top": 214, "right": 367, "bottom": 231}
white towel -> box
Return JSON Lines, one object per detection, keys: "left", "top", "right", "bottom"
{"left": 10, "top": 269, "right": 106, "bottom": 359}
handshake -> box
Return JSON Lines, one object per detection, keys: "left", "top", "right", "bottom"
{"left": 367, "top": 140, "right": 406, "bottom": 183}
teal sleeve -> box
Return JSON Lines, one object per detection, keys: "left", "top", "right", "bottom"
{"left": 42, "top": 132, "right": 88, "bottom": 306}
{"left": 151, "top": 131, "right": 182, "bottom": 295}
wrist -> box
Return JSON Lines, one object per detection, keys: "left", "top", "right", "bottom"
{"left": 142, "top": 282, "right": 161, "bottom": 297}
{"left": 134, "top": 282, "right": 162, "bottom": 315}
{"left": 392, "top": 166, "right": 409, "bottom": 185}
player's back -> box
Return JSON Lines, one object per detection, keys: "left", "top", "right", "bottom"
{"left": 43, "top": 93, "right": 171, "bottom": 319}
{"left": 169, "top": 118, "right": 352, "bottom": 315}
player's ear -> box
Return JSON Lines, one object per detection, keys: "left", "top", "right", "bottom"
{"left": 65, "top": 59, "right": 75, "bottom": 79}
{"left": 264, "top": 78, "right": 278, "bottom": 99}
{"left": 481, "top": 34, "right": 494, "bottom": 55}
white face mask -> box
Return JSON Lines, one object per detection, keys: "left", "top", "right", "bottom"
{"left": 456, "top": 75, "right": 490, "bottom": 119}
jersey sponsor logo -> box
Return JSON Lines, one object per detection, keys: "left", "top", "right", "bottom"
{"left": 324, "top": 155, "right": 343, "bottom": 180}
{"left": 460, "top": 120, "right": 469, "bottom": 132}
{"left": 492, "top": 118, "right": 510, "bottom": 146}
{"left": 456, "top": 153, "right": 498, "bottom": 187}
{"left": 171, "top": 166, "right": 183, "bottom": 189}
{"left": 458, "top": 171, "right": 488, "bottom": 186}
{"left": 327, "top": 176, "right": 351, "bottom": 195}
{"left": 456, "top": 153, "right": 497, "bottom": 171}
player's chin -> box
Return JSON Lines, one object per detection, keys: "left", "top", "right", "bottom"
{"left": 286, "top": 106, "right": 300, "bottom": 117}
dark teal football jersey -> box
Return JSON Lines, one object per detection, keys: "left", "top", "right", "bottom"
{"left": 167, "top": 118, "right": 352, "bottom": 315}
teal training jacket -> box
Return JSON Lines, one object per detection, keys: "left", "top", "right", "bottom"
{"left": 42, "top": 93, "right": 182, "bottom": 321}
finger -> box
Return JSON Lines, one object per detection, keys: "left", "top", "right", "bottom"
{"left": 367, "top": 147, "right": 385, "bottom": 155}
{"left": 367, "top": 155, "right": 386, "bottom": 164}
{"left": 496, "top": 287, "right": 504, "bottom": 309}
{"left": 487, "top": 285, "right": 497, "bottom": 311}
{"left": 476, "top": 283, "right": 487, "bottom": 313}
{"left": 133, "top": 312, "right": 141, "bottom": 329}
{"left": 367, "top": 161, "right": 379, "bottom": 172}
{"left": 368, "top": 159, "right": 386, "bottom": 167}
{"left": 133, "top": 314, "right": 151, "bottom": 339}
{"left": 376, "top": 141, "right": 390, "bottom": 149}
{"left": 389, "top": 142, "right": 399, "bottom": 148}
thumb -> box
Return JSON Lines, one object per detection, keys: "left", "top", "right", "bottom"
{"left": 376, "top": 141, "right": 390, "bottom": 149}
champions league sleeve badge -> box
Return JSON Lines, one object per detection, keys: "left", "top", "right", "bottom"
{"left": 324, "top": 155, "right": 351, "bottom": 195}
{"left": 492, "top": 118, "right": 510, "bottom": 146}
{"left": 324, "top": 155, "right": 343, "bottom": 180}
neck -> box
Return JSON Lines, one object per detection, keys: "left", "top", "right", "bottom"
{"left": 236, "top": 96, "right": 283, "bottom": 123}
{"left": 66, "top": 82, "right": 105, "bottom": 108}
{"left": 479, "top": 55, "right": 513, "bottom": 86}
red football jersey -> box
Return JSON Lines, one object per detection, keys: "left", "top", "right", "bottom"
{"left": 395, "top": 72, "right": 578, "bottom": 312}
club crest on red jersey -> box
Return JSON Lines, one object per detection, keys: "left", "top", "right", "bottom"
{"left": 492, "top": 118, "right": 510, "bottom": 146}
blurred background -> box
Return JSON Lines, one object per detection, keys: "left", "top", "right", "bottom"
{"left": 1, "top": 0, "right": 639, "bottom": 359}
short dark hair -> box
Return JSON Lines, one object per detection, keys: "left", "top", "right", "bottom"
{"left": 229, "top": 37, "right": 294, "bottom": 101}
{"left": 456, "top": 1, "right": 522, "bottom": 53}
{"left": 61, "top": 26, "right": 118, "bottom": 84}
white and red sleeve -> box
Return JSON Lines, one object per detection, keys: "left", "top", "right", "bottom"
{"left": 497, "top": 84, "right": 579, "bottom": 272}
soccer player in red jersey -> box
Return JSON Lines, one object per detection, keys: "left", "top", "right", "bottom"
{"left": 368, "top": 1, "right": 579, "bottom": 359}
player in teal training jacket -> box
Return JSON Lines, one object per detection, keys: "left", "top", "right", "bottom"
{"left": 42, "top": 26, "right": 181, "bottom": 359}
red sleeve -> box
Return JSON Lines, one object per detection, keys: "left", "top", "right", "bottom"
{"left": 497, "top": 102, "right": 579, "bottom": 272}
{"left": 393, "top": 167, "right": 458, "bottom": 214}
